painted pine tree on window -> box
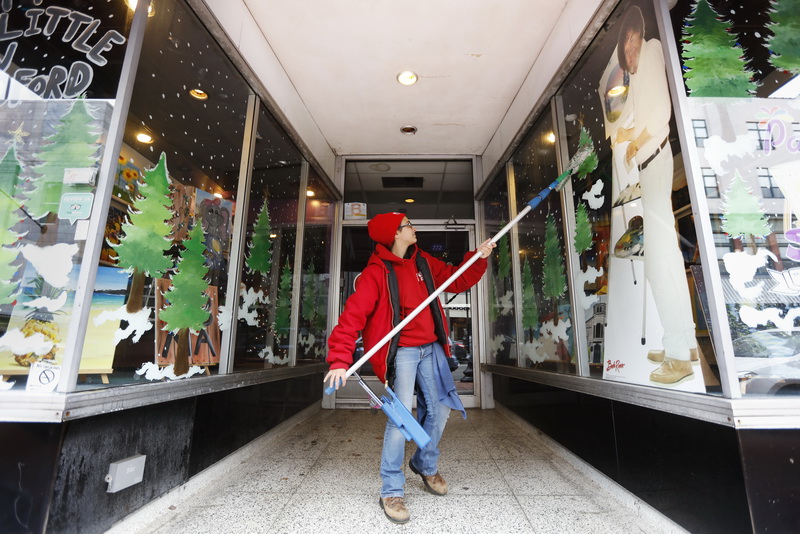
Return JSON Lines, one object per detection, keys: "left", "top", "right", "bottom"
{"left": 521, "top": 258, "right": 539, "bottom": 342}
{"left": 497, "top": 228, "right": 511, "bottom": 280}
{"left": 159, "top": 223, "right": 210, "bottom": 376}
{"left": 542, "top": 213, "right": 567, "bottom": 326}
{"left": 574, "top": 201, "right": 593, "bottom": 255}
{"left": 275, "top": 259, "right": 293, "bottom": 344}
{"left": 767, "top": 0, "right": 800, "bottom": 74}
{"left": 488, "top": 262, "right": 499, "bottom": 324}
{"left": 245, "top": 199, "right": 273, "bottom": 277}
{"left": 29, "top": 98, "right": 100, "bottom": 218}
{"left": 0, "top": 145, "right": 27, "bottom": 307}
{"left": 302, "top": 260, "right": 316, "bottom": 329}
{"left": 113, "top": 153, "right": 174, "bottom": 313}
{"left": 681, "top": 0, "right": 757, "bottom": 97}
{"left": 313, "top": 279, "right": 328, "bottom": 335}
{"left": 720, "top": 171, "right": 772, "bottom": 239}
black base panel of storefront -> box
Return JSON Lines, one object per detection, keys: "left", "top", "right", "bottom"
{"left": 737, "top": 428, "right": 800, "bottom": 533}
{"left": 0, "top": 373, "right": 322, "bottom": 534}
{"left": 0, "top": 423, "right": 63, "bottom": 534}
{"left": 493, "top": 375, "right": 752, "bottom": 534}
{"left": 188, "top": 372, "right": 324, "bottom": 477}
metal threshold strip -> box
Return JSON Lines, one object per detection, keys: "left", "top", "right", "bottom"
{"left": 484, "top": 364, "right": 800, "bottom": 429}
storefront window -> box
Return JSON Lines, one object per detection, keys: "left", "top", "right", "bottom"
{"left": 555, "top": 0, "right": 714, "bottom": 392}
{"left": 0, "top": 0, "right": 132, "bottom": 392}
{"left": 670, "top": 0, "right": 800, "bottom": 396}
{"left": 83, "top": 0, "right": 252, "bottom": 387}
{"left": 232, "top": 104, "right": 302, "bottom": 371}
{"left": 297, "top": 168, "right": 334, "bottom": 364}
{"left": 510, "top": 111, "right": 575, "bottom": 373}
{"left": 482, "top": 174, "right": 517, "bottom": 365}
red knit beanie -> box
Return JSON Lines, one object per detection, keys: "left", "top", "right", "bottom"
{"left": 368, "top": 212, "right": 406, "bottom": 247}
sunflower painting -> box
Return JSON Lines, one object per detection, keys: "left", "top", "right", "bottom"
{"left": 114, "top": 155, "right": 143, "bottom": 204}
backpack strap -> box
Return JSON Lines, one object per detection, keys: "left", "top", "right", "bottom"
{"left": 415, "top": 254, "right": 449, "bottom": 349}
{"left": 382, "top": 259, "right": 402, "bottom": 388}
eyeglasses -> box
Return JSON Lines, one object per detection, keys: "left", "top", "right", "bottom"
{"left": 398, "top": 221, "right": 413, "bottom": 230}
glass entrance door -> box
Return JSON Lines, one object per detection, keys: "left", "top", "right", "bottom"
{"left": 413, "top": 227, "right": 476, "bottom": 401}
{"left": 335, "top": 223, "right": 480, "bottom": 408}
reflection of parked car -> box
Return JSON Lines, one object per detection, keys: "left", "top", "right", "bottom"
{"left": 446, "top": 351, "right": 459, "bottom": 372}
{"left": 733, "top": 329, "right": 800, "bottom": 395}
{"left": 450, "top": 339, "right": 468, "bottom": 361}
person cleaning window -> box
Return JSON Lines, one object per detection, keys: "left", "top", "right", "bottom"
{"left": 325, "top": 212, "right": 495, "bottom": 524}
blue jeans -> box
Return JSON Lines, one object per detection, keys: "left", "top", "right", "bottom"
{"left": 380, "top": 342, "right": 451, "bottom": 497}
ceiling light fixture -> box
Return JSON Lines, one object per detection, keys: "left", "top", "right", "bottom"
{"left": 405, "top": 198, "right": 415, "bottom": 203}
{"left": 396, "top": 71, "right": 418, "bottom": 86}
{"left": 213, "top": 192, "right": 223, "bottom": 199}
{"left": 546, "top": 132, "right": 556, "bottom": 144}
{"left": 189, "top": 88, "right": 209, "bottom": 100}
{"left": 306, "top": 189, "right": 315, "bottom": 197}
{"left": 136, "top": 132, "right": 153, "bottom": 144}
{"left": 607, "top": 85, "right": 627, "bottom": 97}
{"left": 400, "top": 125, "right": 417, "bottom": 135}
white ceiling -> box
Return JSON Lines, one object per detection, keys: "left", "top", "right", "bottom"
{"left": 243, "top": 0, "right": 570, "bottom": 157}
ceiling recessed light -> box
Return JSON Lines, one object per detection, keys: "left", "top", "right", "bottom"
{"left": 607, "top": 85, "right": 627, "bottom": 97}
{"left": 213, "top": 192, "right": 223, "bottom": 199}
{"left": 269, "top": 233, "right": 277, "bottom": 239}
{"left": 396, "top": 71, "right": 418, "bottom": 86}
{"left": 400, "top": 125, "right": 417, "bottom": 135}
{"left": 369, "top": 163, "right": 391, "bottom": 172}
{"left": 546, "top": 132, "right": 556, "bottom": 143}
{"left": 136, "top": 132, "right": 153, "bottom": 143}
{"left": 125, "top": 0, "right": 155, "bottom": 16}
{"left": 306, "top": 189, "right": 315, "bottom": 197}
{"left": 405, "top": 198, "right": 415, "bottom": 203}
{"left": 189, "top": 88, "right": 209, "bottom": 100}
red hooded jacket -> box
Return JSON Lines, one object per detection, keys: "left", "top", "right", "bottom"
{"left": 327, "top": 243, "right": 487, "bottom": 384}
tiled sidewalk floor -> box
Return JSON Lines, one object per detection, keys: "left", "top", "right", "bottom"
{"left": 107, "top": 407, "right": 687, "bottom": 534}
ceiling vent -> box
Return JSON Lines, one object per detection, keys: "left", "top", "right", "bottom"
{"left": 382, "top": 176, "right": 423, "bottom": 188}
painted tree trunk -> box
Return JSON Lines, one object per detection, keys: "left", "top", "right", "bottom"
{"left": 126, "top": 268, "right": 145, "bottom": 314}
{"left": 174, "top": 328, "right": 190, "bottom": 376}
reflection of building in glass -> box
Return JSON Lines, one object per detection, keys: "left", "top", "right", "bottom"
{"left": 689, "top": 98, "right": 798, "bottom": 264}
{"left": 690, "top": 97, "right": 800, "bottom": 358}
{"left": 585, "top": 302, "right": 606, "bottom": 364}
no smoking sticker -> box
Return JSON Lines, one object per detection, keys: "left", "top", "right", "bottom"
{"left": 26, "top": 361, "right": 61, "bottom": 392}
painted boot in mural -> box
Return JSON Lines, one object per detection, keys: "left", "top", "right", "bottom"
{"left": 647, "top": 347, "right": 700, "bottom": 365}
{"left": 649, "top": 358, "right": 694, "bottom": 386}
{"left": 15, "top": 308, "right": 59, "bottom": 366}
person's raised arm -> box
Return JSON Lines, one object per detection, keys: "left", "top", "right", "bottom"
{"left": 426, "top": 239, "right": 496, "bottom": 293}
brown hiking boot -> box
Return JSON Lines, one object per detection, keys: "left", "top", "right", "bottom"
{"left": 647, "top": 347, "right": 700, "bottom": 365}
{"left": 650, "top": 358, "right": 694, "bottom": 386}
{"left": 379, "top": 496, "right": 410, "bottom": 524}
{"left": 409, "top": 459, "right": 448, "bottom": 496}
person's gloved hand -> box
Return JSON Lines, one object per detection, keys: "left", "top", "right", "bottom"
{"left": 324, "top": 368, "right": 348, "bottom": 390}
